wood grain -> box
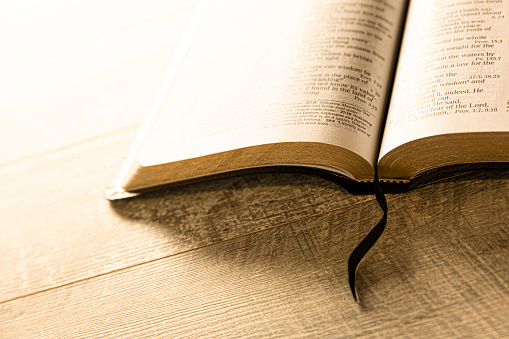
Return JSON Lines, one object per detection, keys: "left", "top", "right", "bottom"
{"left": 0, "top": 129, "right": 371, "bottom": 303}
{"left": 1, "top": 170, "right": 508, "bottom": 338}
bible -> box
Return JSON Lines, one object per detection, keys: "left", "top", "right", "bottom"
{"left": 105, "top": 0, "right": 509, "bottom": 200}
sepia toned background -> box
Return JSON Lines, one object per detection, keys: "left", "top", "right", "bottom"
{"left": 1, "top": 0, "right": 508, "bottom": 337}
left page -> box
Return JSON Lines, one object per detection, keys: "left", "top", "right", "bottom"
{"left": 138, "top": 0, "right": 406, "bottom": 166}
{"left": 107, "top": 0, "right": 407, "bottom": 196}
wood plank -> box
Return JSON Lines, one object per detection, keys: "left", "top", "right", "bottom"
{"left": 0, "top": 0, "right": 195, "bottom": 165}
{"left": 0, "top": 130, "right": 370, "bottom": 302}
{"left": 1, "top": 171, "right": 508, "bottom": 338}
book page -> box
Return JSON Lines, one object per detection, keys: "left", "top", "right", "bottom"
{"left": 380, "top": 0, "right": 509, "bottom": 159}
{"left": 139, "top": 0, "right": 407, "bottom": 169}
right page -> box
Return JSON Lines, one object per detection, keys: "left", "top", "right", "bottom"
{"left": 379, "top": 0, "right": 509, "bottom": 162}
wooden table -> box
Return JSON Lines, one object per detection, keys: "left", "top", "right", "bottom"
{"left": 2, "top": 1, "right": 508, "bottom": 337}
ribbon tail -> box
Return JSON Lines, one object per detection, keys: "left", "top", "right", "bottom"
{"left": 348, "top": 169, "right": 388, "bottom": 301}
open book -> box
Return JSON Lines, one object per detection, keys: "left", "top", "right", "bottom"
{"left": 105, "top": 0, "right": 509, "bottom": 200}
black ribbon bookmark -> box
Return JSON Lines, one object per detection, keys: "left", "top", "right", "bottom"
{"left": 347, "top": 168, "right": 388, "bottom": 302}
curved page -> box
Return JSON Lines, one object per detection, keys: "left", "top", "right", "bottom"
{"left": 139, "top": 0, "right": 407, "bottom": 170}
{"left": 380, "top": 0, "right": 509, "bottom": 159}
